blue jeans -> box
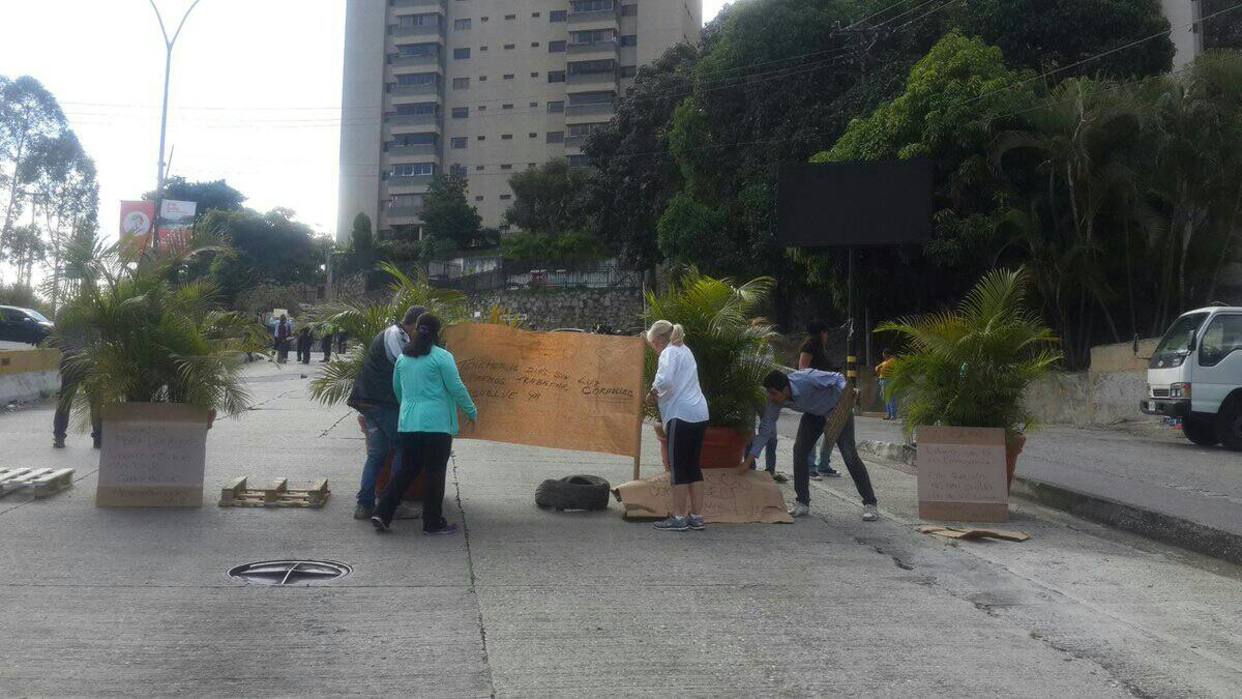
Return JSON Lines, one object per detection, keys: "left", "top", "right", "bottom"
{"left": 748, "top": 434, "right": 778, "bottom": 472}
{"left": 357, "top": 406, "right": 402, "bottom": 507}
{"left": 879, "top": 379, "right": 897, "bottom": 419}
{"left": 808, "top": 435, "right": 833, "bottom": 472}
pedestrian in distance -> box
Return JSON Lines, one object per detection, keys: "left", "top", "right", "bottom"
{"left": 274, "top": 314, "right": 292, "bottom": 364}
{"left": 52, "top": 349, "right": 101, "bottom": 450}
{"left": 739, "top": 369, "right": 879, "bottom": 521}
{"left": 372, "top": 313, "right": 477, "bottom": 536}
{"left": 876, "top": 349, "right": 898, "bottom": 420}
{"left": 321, "top": 330, "right": 334, "bottom": 362}
{"left": 799, "top": 320, "right": 842, "bottom": 480}
{"left": 296, "top": 326, "right": 313, "bottom": 365}
{"left": 347, "top": 305, "right": 425, "bottom": 520}
{"left": 645, "top": 320, "right": 711, "bottom": 532}
{"left": 337, "top": 332, "right": 348, "bottom": 355}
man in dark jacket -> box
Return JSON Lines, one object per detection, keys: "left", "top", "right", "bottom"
{"left": 347, "top": 305, "right": 424, "bottom": 519}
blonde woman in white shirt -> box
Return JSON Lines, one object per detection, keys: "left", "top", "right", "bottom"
{"left": 646, "top": 320, "right": 711, "bottom": 532}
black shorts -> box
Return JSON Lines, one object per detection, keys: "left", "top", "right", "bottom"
{"left": 667, "top": 418, "right": 708, "bottom": 486}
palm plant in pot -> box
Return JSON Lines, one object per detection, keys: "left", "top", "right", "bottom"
{"left": 643, "top": 269, "right": 776, "bottom": 469}
{"left": 876, "top": 268, "right": 1061, "bottom": 487}
{"left": 55, "top": 234, "right": 271, "bottom": 507}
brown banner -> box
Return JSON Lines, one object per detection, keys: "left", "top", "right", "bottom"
{"left": 444, "top": 324, "right": 645, "bottom": 458}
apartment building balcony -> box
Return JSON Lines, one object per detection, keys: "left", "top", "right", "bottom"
{"left": 565, "top": 101, "right": 615, "bottom": 119}
{"left": 386, "top": 175, "right": 434, "bottom": 191}
{"left": 566, "top": 71, "right": 618, "bottom": 89}
{"left": 567, "top": 39, "right": 618, "bottom": 57}
{"left": 385, "top": 143, "right": 439, "bottom": 158}
{"left": 385, "top": 114, "right": 443, "bottom": 134}
{"left": 388, "top": 83, "right": 441, "bottom": 98}
{"left": 568, "top": 9, "right": 619, "bottom": 29}
{"left": 391, "top": 0, "right": 445, "bottom": 9}
{"left": 565, "top": 135, "right": 590, "bottom": 148}
{"left": 384, "top": 207, "right": 423, "bottom": 224}
{"left": 388, "top": 53, "right": 442, "bottom": 69}
{"left": 389, "top": 23, "right": 444, "bottom": 38}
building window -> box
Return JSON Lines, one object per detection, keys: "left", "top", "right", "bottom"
{"left": 395, "top": 102, "right": 437, "bottom": 115}
{"left": 501, "top": 134, "right": 513, "bottom": 140}
{"left": 453, "top": 48, "right": 470, "bottom": 59}
{"left": 395, "top": 72, "right": 438, "bottom": 86}
{"left": 529, "top": 132, "right": 538, "bottom": 138}
{"left": 502, "top": 103, "right": 514, "bottom": 110}
{"left": 572, "top": 29, "right": 614, "bottom": 44}
{"left": 619, "top": 65, "right": 637, "bottom": 78}
{"left": 504, "top": 13, "right": 516, "bottom": 20}
{"left": 453, "top": 77, "right": 470, "bottom": 89}
{"left": 548, "top": 40, "right": 566, "bottom": 53}
{"left": 454, "top": 18, "right": 471, "bottom": 30}
{"left": 572, "top": 0, "right": 615, "bottom": 11}
{"left": 620, "top": 34, "right": 637, "bottom": 47}
{"left": 390, "top": 132, "right": 436, "bottom": 146}
{"left": 532, "top": 11, "right": 541, "bottom": 18}
{"left": 547, "top": 131, "right": 565, "bottom": 143}
{"left": 501, "top": 164, "right": 513, "bottom": 170}
{"left": 395, "top": 43, "right": 439, "bottom": 58}
{"left": 548, "top": 71, "right": 566, "bottom": 83}
{"left": 451, "top": 137, "right": 467, "bottom": 149}
{"left": 568, "top": 122, "right": 607, "bottom": 138}
{"left": 478, "top": 105, "right": 487, "bottom": 111}
{"left": 390, "top": 194, "right": 423, "bottom": 209}
{"left": 398, "top": 13, "right": 440, "bottom": 27}
{"left": 550, "top": 10, "right": 567, "bottom": 22}
{"left": 531, "top": 41, "right": 541, "bottom": 47}
{"left": 529, "top": 101, "right": 539, "bottom": 108}
{"left": 475, "top": 196, "right": 485, "bottom": 201}
{"left": 475, "top": 165, "right": 485, "bottom": 171}
{"left": 394, "top": 162, "right": 435, "bottom": 177}
{"left": 570, "top": 59, "right": 615, "bottom": 75}
{"left": 530, "top": 72, "right": 540, "bottom": 78}
{"left": 621, "top": 4, "right": 637, "bottom": 16}
{"left": 480, "top": 46, "right": 489, "bottom": 52}
{"left": 479, "top": 75, "right": 488, "bottom": 81}
{"left": 449, "top": 164, "right": 467, "bottom": 177}
{"left": 567, "top": 154, "right": 592, "bottom": 168}
{"left": 504, "top": 74, "right": 514, "bottom": 80}
{"left": 451, "top": 107, "right": 469, "bottom": 118}
{"left": 500, "top": 194, "right": 512, "bottom": 201}
{"left": 568, "top": 90, "right": 614, "bottom": 105}
{"left": 480, "top": 16, "right": 488, "bottom": 22}
{"left": 477, "top": 135, "right": 486, "bottom": 141}
{"left": 504, "top": 43, "right": 515, "bottom": 50}
{"left": 547, "top": 101, "right": 565, "bottom": 113}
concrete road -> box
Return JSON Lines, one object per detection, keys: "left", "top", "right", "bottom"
{"left": 1, "top": 363, "right": 1240, "bottom": 697}
{"left": 774, "top": 412, "right": 1242, "bottom": 539}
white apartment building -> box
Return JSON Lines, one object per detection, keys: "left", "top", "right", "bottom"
{"left": 337, "top": 0, "right": 702, "bottom": 243}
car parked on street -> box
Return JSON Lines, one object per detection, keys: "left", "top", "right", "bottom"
{"left": 1142, "top": 305, "right": 1242, "bottom": 450}
{"left": 0, "top": 305, "right": 55, "bottom": 346}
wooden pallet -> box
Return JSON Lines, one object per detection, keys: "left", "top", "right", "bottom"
{"left": 217, "top": 477, "right": 330, "bottom": 508}
{"left": 0, "top": 468, "right": 75, "bottom": 499}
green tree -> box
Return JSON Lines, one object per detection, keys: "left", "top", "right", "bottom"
{"left": 956, "top": 0, "right": 1174, "bottom": 79}
{"left": 197, "top": 208, "right": 324, "bottom": 303}
{"left": 0, "top": 76, "right": 69, "bottom": 267}
{"left": 1203, "top": 0, "right": 1242, "bottom": 50}
{"left": 143, "top": 176, "right": 246, "bottom": 217}
{"left": 22, "top": 131, "right": 98, "bottom": 311}
{"left": 504, "top": 159, "right": 591, "bottom": 235}
{"left": 350, "top": 212, "right": 374, "bottom": 252}
{"left": 582, "top": 42, "right": 700, "bottom": 271}
{"left": 419, "top": 173, "right": 482, "bottom": 255}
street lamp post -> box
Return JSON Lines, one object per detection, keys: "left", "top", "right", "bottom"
{"left": 148, "top": 0, "right": 203, "bottom": 249}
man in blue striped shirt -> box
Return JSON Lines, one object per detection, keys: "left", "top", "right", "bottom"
{"left": 740, "top": 370, "right": 879, "bottom": 521}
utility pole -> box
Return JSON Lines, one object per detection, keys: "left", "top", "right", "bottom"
{"left": 148, "top": 0, "right": 203, "bottom": 250}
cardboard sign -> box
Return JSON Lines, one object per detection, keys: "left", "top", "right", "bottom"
{"left": 96, "top": 403, "right": 210, "bottom": 508}
{"left": 444, "top": 324, "right": 645, "bottom": 458}
{"left": 614, "top": 470, "right": 794, "bottom": 524}
{"left": 916, "top": 426, "right": 1008, "bottom": 522}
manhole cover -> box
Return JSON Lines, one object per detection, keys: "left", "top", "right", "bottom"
{"left": 228, "top": 560, "right": 351, "bottom": 586}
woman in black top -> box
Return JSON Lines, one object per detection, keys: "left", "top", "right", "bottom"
{"left": 798, "top": 320, "right": 841, "bottom": 479}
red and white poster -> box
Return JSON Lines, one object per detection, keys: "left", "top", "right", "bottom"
{"left": 158, "top": 199, "right": 197, "bottom": 249}
{"left": 119, "top": 200, "right": 156, "bottom": 240}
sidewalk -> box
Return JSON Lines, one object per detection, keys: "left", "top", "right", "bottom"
{"left": 1, "top": 363, "right": 1240, "bottom": 696}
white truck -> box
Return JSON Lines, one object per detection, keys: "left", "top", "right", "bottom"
{"left": 1141, "top": 306, "right": 1242, "bottom": 450}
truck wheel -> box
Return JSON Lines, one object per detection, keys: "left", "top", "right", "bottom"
{"left": 1183, "top": 417, "right": 1220, "bottom": 447}
{"left": 1217, "top": 400, "right": 1242, "bottom": 452}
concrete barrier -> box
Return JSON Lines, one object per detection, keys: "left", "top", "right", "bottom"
{"left": 0, "top": 349, "right": 61, "bottom": 404}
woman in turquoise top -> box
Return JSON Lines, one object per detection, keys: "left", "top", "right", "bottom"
{"left": 372, "top": 313, "right": 477, "bottom": 535}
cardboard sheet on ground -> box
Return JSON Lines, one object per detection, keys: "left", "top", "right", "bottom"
{"left": 444, "top": 324, "right": 644, "bottom": 458}
{"left": 613, "top": 470, "right": 794, "bottom": 523}
{"left": 918, "top": 526, "right": 1030, "bottom": 542}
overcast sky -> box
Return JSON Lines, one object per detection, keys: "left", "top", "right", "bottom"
{"left": 0, "top": 0, "right": 730, "bottom": 257}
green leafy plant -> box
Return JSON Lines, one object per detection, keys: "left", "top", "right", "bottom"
{"left": 309, "top": 262, "right": 468, "bottom": 406}
{"left": 643, "top": 269, "right": 775, "bottom": 433}
{"left": 876, "top": 268, "right": 1062, "bottom": 438}
{"left": 53, "top": 233, "right": 270, "bottom": 418}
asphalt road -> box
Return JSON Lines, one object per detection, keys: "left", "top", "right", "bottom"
{"left": 775, "top": 412, "right": 1242, "bottom": 538}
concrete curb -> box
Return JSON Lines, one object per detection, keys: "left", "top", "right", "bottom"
{"left": 857, "top": 439, "right": 1242, "bottom": 566}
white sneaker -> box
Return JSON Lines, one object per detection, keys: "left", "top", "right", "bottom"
{"left": 788, "top": 502, "right": 810, "bottom": 517}
{"left": 862, "top": 504, "right": 879, "bottom": 522}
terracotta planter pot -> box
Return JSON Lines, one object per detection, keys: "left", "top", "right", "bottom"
{"left": 374, "top": 449, "right": 427, "bottom": 501}
{"left": 1005, "top": 433, "right": 1027, "bottom": 491}
{"left": 656, "top": 425, "right": 748, "bottom": 470}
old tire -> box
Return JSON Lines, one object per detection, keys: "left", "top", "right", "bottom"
{"left": 535, "top": 475, "right": 610, "bottom": 511}
{"left": 1183, "top": 416, "right": 1220, "bottom": 447}
{"left": 1217, "top": 399, "right": 1242, "bottom": 451}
